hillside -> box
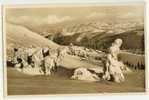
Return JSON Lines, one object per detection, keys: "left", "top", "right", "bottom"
{"left": 48, "top": 28, "right": 144, "bottom": 54}
{"left": 6, "top": 23, "right": 59, "bottom": 48}
{"left": 6, "top": 23, "right": 60, "bottom": 58}
{"left": 93, "top": 29, "right": 144, "bottom": 52}
{"left": 5, "top": 23, "right": 104, "bottom": 69}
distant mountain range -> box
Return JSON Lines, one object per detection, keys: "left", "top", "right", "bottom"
{"left": 47, "top": 28, "right": 144, "bottom": 53}
{"left": 41, "top": 20, "right": 144, "bottom": 53}
{"left": 7, "top": 19, "right": 144, "bottom": 54}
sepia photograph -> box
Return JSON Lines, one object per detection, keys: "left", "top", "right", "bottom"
{"left": 3, "top": 3, "right": 146, "bottom": 96}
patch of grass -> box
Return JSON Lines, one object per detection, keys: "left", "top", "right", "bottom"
{"left": 7, "top": 67, "right": 145, "bottom": 95}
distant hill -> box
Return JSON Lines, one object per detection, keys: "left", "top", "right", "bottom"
{"left": 6, "top": 23, "right": 59, "bottom": 56}
{"left": 47, "top": 28, "right": 144, "bottom": 54}
{"left": 93, "top": 29, "right": 144, "bottom": 52}
{"left": 6, "top": 23, "right": 59, "bottom": 48}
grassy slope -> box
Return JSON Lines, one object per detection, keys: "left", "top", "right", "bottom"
{"left": 6, "top": 23, "right": 59, "bottom": 48}
{"left": 7, "top": 67, "right": 145, "bottom": 95}
{"left": 60, "top": 55, "right": 104, "bottom": 69}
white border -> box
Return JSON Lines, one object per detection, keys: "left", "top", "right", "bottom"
{"left": 0, "top": 0, "right": 149, "bottom": 100}
{"left": 1, "top": 0, "right": 146, "bottom": 4}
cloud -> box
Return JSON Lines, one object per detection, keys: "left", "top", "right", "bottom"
{"left": 44, "top": 15, "right": 73, "bottom": 24}
{"left": 7, "top": 15, "right": 73, "bottom": 26}
{"left": 118, "top": 12, "right": 143, "bottom": 19}
{"left": 87, "top": 12, "right": 105, "bottom": 18}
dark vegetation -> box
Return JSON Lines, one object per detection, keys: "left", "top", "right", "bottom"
{"left": 46, "top": 28, "right": 144, "bottom": 54}
{"left": 118, "top": 53, "right": 145, "bottom": 70}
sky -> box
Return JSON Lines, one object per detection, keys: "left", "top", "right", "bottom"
{"left": 5, "top": 3, "right": 144, "bottom": 25}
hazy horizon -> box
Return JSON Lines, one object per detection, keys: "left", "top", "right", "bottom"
{"left": 5, "top": 4, "right": 144, "bottom": 26}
